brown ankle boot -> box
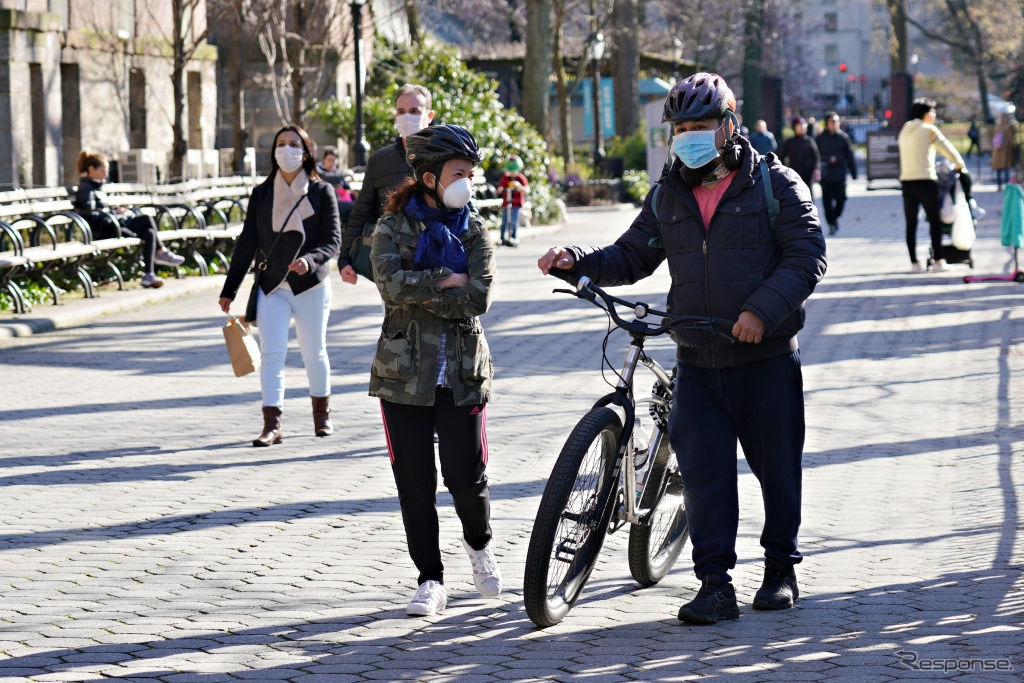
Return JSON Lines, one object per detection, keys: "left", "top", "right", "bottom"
{"left": 312, "top": 395, "right": 333, "bottom": 437}
{"left": 253, "top": 406, "right": 283, "bottom": 447}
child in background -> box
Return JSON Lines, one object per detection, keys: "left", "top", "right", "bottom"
{"left": 498, "top": 156, "right": 528, "bottom": 247}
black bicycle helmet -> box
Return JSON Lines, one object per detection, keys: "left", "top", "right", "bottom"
{"left": 405, "top": 124, "right": 482, "bottom": 179}
{"left": 662, "top": 72, "right": 737, "bottom": 123}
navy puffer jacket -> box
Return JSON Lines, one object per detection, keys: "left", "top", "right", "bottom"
{"left": 567, "top": 137, "right": 826, "bottom": 369}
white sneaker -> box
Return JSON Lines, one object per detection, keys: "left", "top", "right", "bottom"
{"left": 462, "top": 539, "right": 502, "bottom": 598}
{"left": 140, "top": 273, "right": 164, "bottom": 288}
{"left": 406, "top": 580, "right": 446, "bottom": 616}
{"left": 155, "top": 249, "right": 186, "bottom": 267}
{"left": 911, "top": 262, "right": 923, "bottom": 274}
{"left": 932, "top": 259, "right": 947, "bottom": 272}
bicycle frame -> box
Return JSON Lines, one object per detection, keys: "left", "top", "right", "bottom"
{"left": 550, "top": 272, "right": 732, "bottom": 531}
{"left": 590, "top": 334, "right": 673, "bottom": 528}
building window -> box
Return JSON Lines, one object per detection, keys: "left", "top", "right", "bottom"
{"left": 825, "top": 12, "right": 837, "bottom": 32}
{"left": 825, "top": 44, "right": 839, "bottom": 65}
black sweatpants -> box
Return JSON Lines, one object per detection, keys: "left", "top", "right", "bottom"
{"left": 668, "top": 352, "right": 805, "bottom": 583}
{"left": 88, "top": 213, "right": 159, "bottom": 273}
{"left": 901, "top": 180, "right": 944, "bottom": 265}
{"left": 820, "top": 181, "right": 847, "bottom": 228}
{"left": 380, "top": 387, "right": 491, "bottom": 586}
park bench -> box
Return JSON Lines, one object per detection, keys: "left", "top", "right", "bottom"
{"left": 0, "top": 178, "right": 256, "bottom": 313}
{"left": 0, "top": 188, "right": 98, "bottom": 312}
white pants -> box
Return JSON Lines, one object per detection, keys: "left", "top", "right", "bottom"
{"left": 256, "top": 282, "right": 331, "bottom": 409}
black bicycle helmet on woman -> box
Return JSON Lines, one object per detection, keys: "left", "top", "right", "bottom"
{"left": 405, "top": 124, "right": 482, "bottom": 180}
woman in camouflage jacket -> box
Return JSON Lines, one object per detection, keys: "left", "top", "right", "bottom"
{"left": 369, "top": 124, "right": 500, "bottom": 617}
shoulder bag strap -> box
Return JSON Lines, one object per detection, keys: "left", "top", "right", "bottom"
{"left": 255, "top": 194, "right": 307, "bottom": 272}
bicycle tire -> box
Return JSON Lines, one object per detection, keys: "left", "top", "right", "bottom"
{"left": 627, "top": 434, "right": 689, "bottom": 586}
{"left": 524, "top": 407, "right": 621, "bottom": 627}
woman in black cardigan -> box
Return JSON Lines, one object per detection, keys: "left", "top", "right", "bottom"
{"left": 218, "top": 125, "right": 341, "bottom": 446}
{"left": 74, "top": 151, "right": 186, "bottom": 289}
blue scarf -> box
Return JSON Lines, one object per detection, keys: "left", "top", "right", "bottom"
{"left": 405, "top": 194, "right": 470, "bottom": 272}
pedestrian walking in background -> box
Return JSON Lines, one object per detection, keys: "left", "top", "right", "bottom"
{"left": 218, "top": 125, "right": 341, "bottom": 446}
{"left": 369, "top": 124, "right": 501, "bottom": 617}
{"left": 497, "top": 155, "right": 528, "bottom": 247}
{"left": 338, "top": 83, "right": 435, "bottom": 285}
{"left": 539, "top": 73, "right": 826, "bottom": 625}
{"left": 815, "top": 111, "right": 858, "bottom": 235}
{"left": 965, "top": 120, "right": 980, "bottom": 158}
{"left": 316, "top": 145, "right": 355, "bottom": 225}
{"left": 780, "top": 117, "right": 820, "bottom": 198}
{"left": 748, "top": 120, "right": 777, "bottom": 156}
{"left": 897, "top": 97, "right": 966, "bottom": 273}
{"left": 991, "top": 114, "right": 1015, "bottom": 191}
{"left": 73, "top": 151, "right": 185, "bottom": 289}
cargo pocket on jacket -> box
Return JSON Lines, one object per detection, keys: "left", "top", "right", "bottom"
{"left": 457, "top": 320, "right": 492, "bottom": 381}
{"left": 373, "top": 321, "right": 418, "bottom": 381}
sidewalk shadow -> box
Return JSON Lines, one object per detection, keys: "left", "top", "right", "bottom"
{"left": 1, "top": 566, "right": 1019, "bottom": 680}
{"left": 0, "top": 478, "right": 548, "bottom": 550}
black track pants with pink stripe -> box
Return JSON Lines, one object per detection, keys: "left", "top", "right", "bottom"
{"left": 380, "top": 387, "right": 492, "bottom": 586}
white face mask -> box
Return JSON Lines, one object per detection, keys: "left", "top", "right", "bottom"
{"left": 396, "top": 113, "right": 428, "bottom": 138}
{"left": 275, "top": 145, "right": 305, "bottom": 173}
{"left": 438, "top": 177, "right": 473, "bottom": 210}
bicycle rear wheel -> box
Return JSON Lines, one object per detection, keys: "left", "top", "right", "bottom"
{"left": 627, "top": 434, "right": 688, "bottom": 586}
{"left": 524, "top": 407, "right": 621, "bottom": 627}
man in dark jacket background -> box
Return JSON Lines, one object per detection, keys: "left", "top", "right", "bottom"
{"left": 815, "top": 112, "right": 858, "bottom": 235}
{"left": 538, "top": 74, "right": 826, "bottom": 626}
{"left": 338, "top": 83, "right": 434, "bottom": 284}
{"left": 780, "top": 117, "right": 820, "bottom": 198}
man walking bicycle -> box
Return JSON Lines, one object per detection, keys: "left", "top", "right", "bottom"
{"left": 538, "top": 73, "right": 826, "bottom": 625}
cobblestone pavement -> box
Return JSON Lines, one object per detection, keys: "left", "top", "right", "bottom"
{"left": 1, "top": 180, "right": 1022, "bottom": 681}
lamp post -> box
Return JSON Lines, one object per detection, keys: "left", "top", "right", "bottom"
{"left": 350, "top": 0, "right": 370, "bottom": 168}
{"left": 591, "top": 31, "right": 605, "bottom": 170}
{"left": 670, "top": 38, "right": 682, "bottom": 82}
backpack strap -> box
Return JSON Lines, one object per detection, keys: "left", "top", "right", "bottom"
{"left": 648, "top": 183, "right": 664, "bottom": 249}
{"left": 759, "top": 158, "right": 780, "bottom": 228}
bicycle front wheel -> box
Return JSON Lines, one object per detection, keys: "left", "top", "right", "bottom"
{"left": 524, "top": 407, "right": 621, "bottom": 627}
{"left": 627, "top": 435, "right": 688, "bottom": 586}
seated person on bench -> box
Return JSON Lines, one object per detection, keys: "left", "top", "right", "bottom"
{"left": 73, "top": 151, "right": 185, "bottom": 289}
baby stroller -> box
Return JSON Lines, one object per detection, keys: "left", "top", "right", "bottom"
{"left": 927, "top": 160, "right": 978, "bottom": 270}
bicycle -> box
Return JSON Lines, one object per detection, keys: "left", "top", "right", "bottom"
{"left": 523, "top": 272, "right": 735, "bottom": 628}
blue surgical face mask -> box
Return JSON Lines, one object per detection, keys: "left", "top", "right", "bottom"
{"left": 671, "top": 127, "right": 721, "bottom": 169}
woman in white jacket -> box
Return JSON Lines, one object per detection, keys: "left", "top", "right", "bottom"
{"left": 897, "top": 98, "right": 966, "bottom": 273}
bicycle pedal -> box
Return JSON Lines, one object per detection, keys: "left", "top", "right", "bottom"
{"left": 554, "top": 541, "right": 578, "bottom": 563}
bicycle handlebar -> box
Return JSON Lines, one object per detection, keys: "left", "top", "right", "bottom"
{"left": 548, "top": 268, "right": 735, "bottom": 340}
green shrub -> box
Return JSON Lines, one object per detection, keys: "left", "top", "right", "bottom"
{"left": 606, "top": 123, "right": 648, "bottom": 171}
{"left": 622, "top": 170, "right": 650, "bottom": 204}
{"left": 312, "top": 39, "right": 556, "bottom": 222}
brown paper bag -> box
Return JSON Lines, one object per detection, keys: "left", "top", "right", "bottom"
{"left": 223, "top": 316, "right": 261, "bottom": 377}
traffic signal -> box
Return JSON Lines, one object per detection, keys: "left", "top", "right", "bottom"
{"left": 839, "top": 63, "right": 847, "bottom": 73}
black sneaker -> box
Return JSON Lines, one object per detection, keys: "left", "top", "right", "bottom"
{"left": 678, "top": 577, "right": 740, "bottom": 624}
{"left": 753, "top": 563, "right": 799, "bottom": 610}
{"left": 828, "top": 222, "right": 838, "bottom": 236}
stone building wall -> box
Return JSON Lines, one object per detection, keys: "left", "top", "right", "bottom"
{"left": 0, "top": 1, "right": 218, "bottom": 188}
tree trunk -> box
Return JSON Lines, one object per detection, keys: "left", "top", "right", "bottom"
{"left": 522, "top": 0, "right": 552, "bottom": 137}
{"left": 230, "top": 2, "right": 247, "bottom": 173}
{"left": 405, "top": 0, "right": 422, "bottom": 46}
{"left": 958, "top": 1, "right": 991, "bottom": 122}
{"left": 551, "top": 1, "right": 573, "bottom": 174}
{"left": 740, "top": 0, "right": 764, "bottom": 125}
{"left": 290, "top": 1, "right": 306, "bottom": 125}
{"left": 170, "top": 0, "right": 187, "bottom": 180}
{"left": 611, "top": 0, "right": 638, "bottom": 138}
{"left": 886, "top": 0, "right": 908, "bottom": 73}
